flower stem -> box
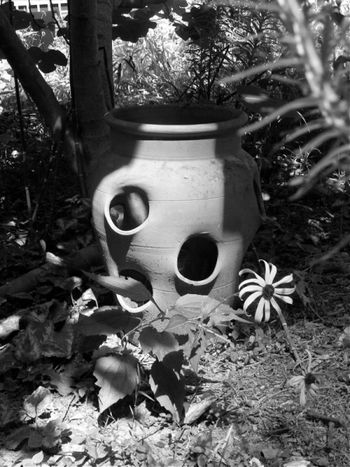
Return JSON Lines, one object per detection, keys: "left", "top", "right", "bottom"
{"left": 276, "top": 308, "right": 302, "bottom": 365}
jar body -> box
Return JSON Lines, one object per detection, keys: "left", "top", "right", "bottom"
{"left": 90, "top": 105, "right": 263, "bottom": 318}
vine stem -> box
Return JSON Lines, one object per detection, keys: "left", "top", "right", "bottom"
{"left": 276, "top": 308, "right": 301, "bottom": 366}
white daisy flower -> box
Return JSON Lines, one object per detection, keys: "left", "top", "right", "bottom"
{"left": 238, "top": 260, "right": 295, "bottom": 323}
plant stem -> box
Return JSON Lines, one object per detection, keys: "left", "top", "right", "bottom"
{"left": 276, "top": 308, "right": 302, "bottom": 366}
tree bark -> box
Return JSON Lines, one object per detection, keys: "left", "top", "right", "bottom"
{"left": 69, "top": 0, "right": 113, "bottom": 184}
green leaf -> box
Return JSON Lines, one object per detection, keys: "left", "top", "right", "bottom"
{"left": 38, "top": 57, "right": 56, "bottom": 73}
{"left": 94, "top": 354, "right": 139, "bottom": 413}
{"left": 23, "top": 386, "right": 52, "bottom": 419}
{"left": 139, "top": 327, "right": 179, "bottom": 360}
{"left": 164, "top": 314, "right": 192, "bottom": 334}
{"left": 112, "top": 17, "right": 157, "bottom": 42}
{"left": 28, "top": 430, "right": 43, "bottom": 449}
{"left": 83, "top": 271, "right": 152, "bottom": 302}
{"left": 28, "top": 46, "right": 44, "bottom": 62}
{"left": 41, "top": 419, "right": 65, "bottom": 450}
{"left": 208, "top": 307, "right": 252, "bottom": 327}
{"left": 46, "top": 49, "right": 68, "bottom": 66}
{"left": 173, "top": 294, "right": 218, "bottom": 320}
{"left": 149, "top": 361, "right": 185, "bottom": 423}
{"left": 77, "top": 307, "right": 140, "bottom": 336}
{"left": 162, "top": 350, "right": 184, "bottom": 372}
{"left": 0, "top": 6, "right": 31, "bottom": 29}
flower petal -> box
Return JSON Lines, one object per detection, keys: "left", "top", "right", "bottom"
{"left": 254, "top": 297, "right": 265, "bottom": 323}
{"left": 261, "top": 260, "right": 270, "bottom": 281}
{"left": 272, "top": 274, "right": 294, "bottom": 287}
{"left": 263, "top": 299, "right": 271, "bottom": 322}
{"left": 270, "top": 296, "right": 281, "bottom": 313}
{"left": 288, "top": 375, "right": 304, "bottom": 387}
{"left": 238, "top": 268, "right": 257, "bottom": 276}
{"left": 242, "top": 291, "right": 262, "bottom": 311}
{"left": 239, "top": 277, "right": 265, "bottom": 289}
{"left": 275, "top": 294, "right": 293, "bottom": 305}
{"left": 239, "top": 284, "right": 262, "bottom": 297}
{"left": 274, "top": 287, "right": 295, "bottom": 295}
{"left": 261, "top": 259, "right": 277, "bottom": 284}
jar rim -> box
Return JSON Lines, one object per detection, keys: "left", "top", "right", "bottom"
{"left": 105, "top": 104, "right": 247, "bottom": 138}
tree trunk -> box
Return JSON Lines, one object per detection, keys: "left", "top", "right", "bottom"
{"left": 0, "top": 8, "right": 65, "bottom": 140}
{"left": 69, "top": 0, "right": 113, "bottom": 189}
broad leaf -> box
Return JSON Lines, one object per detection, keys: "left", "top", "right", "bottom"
{"left": 77, "top": 307, "right": 140, "bottom": 336}
{"left": 112, "top": 17, "right": 157, "bottom": 42}
{"left": 173, "top": 294, "right": 232, "bottom": 321}
{"left": 0, "top": 5, "right": 31, "bottom": 29}
{"left": 41, "top": 419, "right": 66, "bottom": 450}
{"left": 38, "top": 58, "right": 56, "bottom": 73}
{"left": 28, "top": 46, "right": 44, "bottom": 62}
{"left": 23, "top": 386, "right": 52, "bottom": 419}
{"left": 149, "top": 361, "right": 185, "bottom": 423}
{"left": 94, "top": 354, "right": 139, "bottom": 413}
{"left": 84, "top": 271, "right": 152, "bottom": 302}
{"left": 208, "top": 307, "right": 252, "bottom": 327}
{"left": 47, "top": 369, "right": 74, "bottom": 397}
{"left": 164, "top": 314, "right": 192, "bottom": 334}
{"left": 172, "top": 294, "right": 216, "bottom": 319}
{"left": 139, "top": 327, "right": 179, "bottom": 361}
{"left": 46, "top": 49, "right": 68, "bottom": 66}
{"left": 162, "top": 350, "right": 184, "bottom": 372}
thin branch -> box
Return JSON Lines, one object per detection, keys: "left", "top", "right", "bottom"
{"left": 238, "top": 97, "right": 318, "bottom": 135}
{"left": 297, "top": 129, "right": 342, "bottom": 156}
{"left": 220, "top": 57, "right": 303, "bottom": 84}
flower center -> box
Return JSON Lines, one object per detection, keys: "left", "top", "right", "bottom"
{"left": 262, "top": 284, "right": 275, "bottom": 300}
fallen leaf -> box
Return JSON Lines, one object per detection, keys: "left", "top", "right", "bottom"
{"left": 23, "top": 386, "right": 52, "bottom": 419}
{"left": 31, "top": 450, "right": 45, "bottom": 465}
{"left": 184, "top": 397, "right": 215, "bottom": 424}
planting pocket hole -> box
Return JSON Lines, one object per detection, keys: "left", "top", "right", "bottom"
{"left": 108, "top": 187, "right": 149, "bottom": 233}
{"left": 177, "top": 235, "right": 218, "bottom": 283}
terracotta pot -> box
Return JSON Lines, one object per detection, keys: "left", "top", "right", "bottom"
{"left": 89, "top": 104, "right": 263, "bottom": 318}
